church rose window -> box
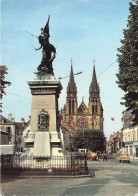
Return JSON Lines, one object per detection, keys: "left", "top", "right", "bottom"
{"left": 78, "top": 118, "right": 88, "bottom": 129}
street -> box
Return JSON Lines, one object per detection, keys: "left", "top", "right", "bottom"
{"left": 1, "top": 155, "right": 138, "bottom": 196}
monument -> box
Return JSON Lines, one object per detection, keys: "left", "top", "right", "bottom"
{"left": 25, "top": 16, "right": 65, "bottom": 157}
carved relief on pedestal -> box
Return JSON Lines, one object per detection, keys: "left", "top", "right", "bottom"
{"left": 38, "top": 109, "right": 49, "bottom": 131}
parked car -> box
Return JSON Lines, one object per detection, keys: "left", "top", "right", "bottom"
{"left": 118, "top": 154, "right": 130, "bottom": 163}
{"left": 78, "top": 149, "right": 87, "bottom": 154}
{"left": 87, "top": 152, "right": 97, "bottom": 160}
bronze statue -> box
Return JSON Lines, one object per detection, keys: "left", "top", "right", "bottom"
{"left": 35, "top": 16, "right": 56, "bottom": 75}
{"left": 38, "top": 109, "right": 49, "bottom": 131}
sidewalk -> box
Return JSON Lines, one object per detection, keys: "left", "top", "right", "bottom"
{"left": 130, "top": 156, "right": 138, "bottom": 161}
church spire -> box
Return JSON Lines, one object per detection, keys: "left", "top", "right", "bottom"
{"left": 89, "top": 62, "right": 102, "bottom": 118}
{"left": 66, "top": 60, "right": 78, "bottom": 116}
{"left": 90, "top": 60, "right": 99, "bottom": 92}
{"left": 69, "top": 60, "right": 75, "bottom": 88}
{"left": 67, "top": 60, "right": 77, "bottom": 94}
{"left": 89, "top": 62, "right": 100, "bottom": 99}
{"left": 91, "top": 65, "right": 98, "bottom": 90}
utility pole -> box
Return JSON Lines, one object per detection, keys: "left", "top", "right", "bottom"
{"left": 121, "top": 119, "right": 125, "bottom": 174}
{"left": 121, "top": 131, "right": 123, "bottom": 173}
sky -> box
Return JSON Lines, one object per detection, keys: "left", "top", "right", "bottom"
{"left": 1, "top": 0, "right": 131, "bottom": 138}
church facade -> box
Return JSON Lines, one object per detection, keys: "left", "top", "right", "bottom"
{"left": 61, "top": 63, "right": 104, "bottom": 134}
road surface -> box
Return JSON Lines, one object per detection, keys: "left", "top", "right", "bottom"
{"left": 1, "top": 154, "right": 138, "bottom": 196}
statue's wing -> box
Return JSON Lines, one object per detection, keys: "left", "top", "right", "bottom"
{"left": 44, "top": 15, "right": 50, "bottom": 37}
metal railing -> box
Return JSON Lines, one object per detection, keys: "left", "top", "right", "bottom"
{"left": 1, "top": 155, "right": 88, "bottom": 175}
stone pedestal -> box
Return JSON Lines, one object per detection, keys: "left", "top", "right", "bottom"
{"left": 25, "top": 74, "right": 64, "bottom": 157}
{"left": 33, "top": 132, "right": 51, "bottom": 157}
{"left": 28, "top": 74, "right": 62, "bottom": 134}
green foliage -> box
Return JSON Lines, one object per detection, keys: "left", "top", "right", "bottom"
{"left": 0, "top": 65, "right": 11, "bottom": 112}
{"left": 116, "top": 1, "right": 138, "bottom": 121}
{"left": 73, "top": 129, "right": 106, "bottom": 152}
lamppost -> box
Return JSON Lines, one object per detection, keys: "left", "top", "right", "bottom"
{"left": 58, "top": 71, "right": 82, "bottom": 80}
{"left": 121, "top": 119, "right": 125, "bottom": 174}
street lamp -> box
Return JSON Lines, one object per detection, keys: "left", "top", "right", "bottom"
{"left": 58, "top": 71, "right": 82, "bottom": 80}
{"left": 121, "top": 132, "right": 123, "bottom": 173}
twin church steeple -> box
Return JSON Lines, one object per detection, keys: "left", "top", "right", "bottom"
{"left": 67, "top": 63, "right": 77, "bottom": 99}
{"left": 88, "top": 65, "right": 102, "bottom": 116}
{"left": 66, "top": 62, "right": 78, "bottom": 116}
{"left": 89, "top": 65, "right": 100, "bottom": 99}
{"left": 62, "top": 61, "right": 103, "bottom": 132}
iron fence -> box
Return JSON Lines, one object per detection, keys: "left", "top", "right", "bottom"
{"left": 1, "top": 155, "right": 88, "bottom": 175}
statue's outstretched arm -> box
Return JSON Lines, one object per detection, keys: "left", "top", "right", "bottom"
{"left": 35, "top": 45, "right": 42, "bottom": 51}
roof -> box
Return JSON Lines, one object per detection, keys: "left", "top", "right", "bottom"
{"left": 123, "top": 110, "right": 133, "bottom": 117}
{"left": 0, "top": 115, "right": 14, "bottom": 125}
{"left": 15, "top": 122, "right": 27, "bottom": 130}
{"left": 78, "top": 99, "right": 89, "bottom": 113}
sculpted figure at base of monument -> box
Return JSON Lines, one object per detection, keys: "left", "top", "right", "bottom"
{"left": 38, "top": 109, "right": 49, "bottom": 131}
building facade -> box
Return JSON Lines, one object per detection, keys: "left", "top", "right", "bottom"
{"left": 122, "top": 110, "right": 138, "bottom": 158}
{"left": 62, "top": 63, "right": 103, "bottom": 134}
{"left": 0, "top": 114, "right": 15, "bottom": 145}
{"left": 0, "top": 114, "right": 15, "bottom": 155}
{"left": 108, "top": 131, "right": 122, "bottom": 153}
{"left": 15, "top": 122, "right": 27, "bottom": 153}
{"left": 0, "top": 114, "right": 29, "bottom": 154}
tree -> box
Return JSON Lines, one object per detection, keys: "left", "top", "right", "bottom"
{"left": 0, "top": 65, "right": 11, "bottom": 112}
{"left": 116, "top": 0, "right": 138, "bottom": 122}
{"left": 73, "top": 129, "right": 106, "bottom": 152}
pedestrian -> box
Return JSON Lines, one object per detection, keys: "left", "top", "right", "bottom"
{"left": 97, "top": 151, "right": 100, "bottom": 161}
{"left": 103, "top": 151, "right": 107, "bottom": 161}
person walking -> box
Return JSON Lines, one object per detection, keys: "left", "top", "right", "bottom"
{"left": 103, "top": 151, "right": 107, "bottom": 161}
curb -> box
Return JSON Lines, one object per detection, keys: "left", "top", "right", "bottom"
{"left": 2, "top": 175, "right": 91, "bottom": 179}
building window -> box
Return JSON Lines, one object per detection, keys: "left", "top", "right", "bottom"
{"left": 72, "top": 100, "right": 74, "bottom": 114}
{"left": 133, "top": 130, "right": 136, "bottom": 141}
{"left": 69, "top": 100, "right": 71, "bottom": 114}
{"left": 130, "top": 146, "right": 133, "bottom": 156}
{"left": 18, "top": 138, "right": 22, "bottom": 144}
{"left": 95, "top": 105, "right": 97, "bottom": 113}
{"left": 17, "top": 130, "right": 22, "bottom": 135}
{"left": 6, "top": 127, "right": 11, "bottom": 133}
{"left": 92, "top": 105, "right": 94, "bottom": 113}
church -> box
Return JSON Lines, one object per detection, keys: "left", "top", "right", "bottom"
{"left": 61, "top": 62, "right": 104, "bottom": 134}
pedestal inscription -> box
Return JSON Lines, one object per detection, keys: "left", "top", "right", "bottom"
{"left": 33, "top": 132, "right": 51, "bottom": 157}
